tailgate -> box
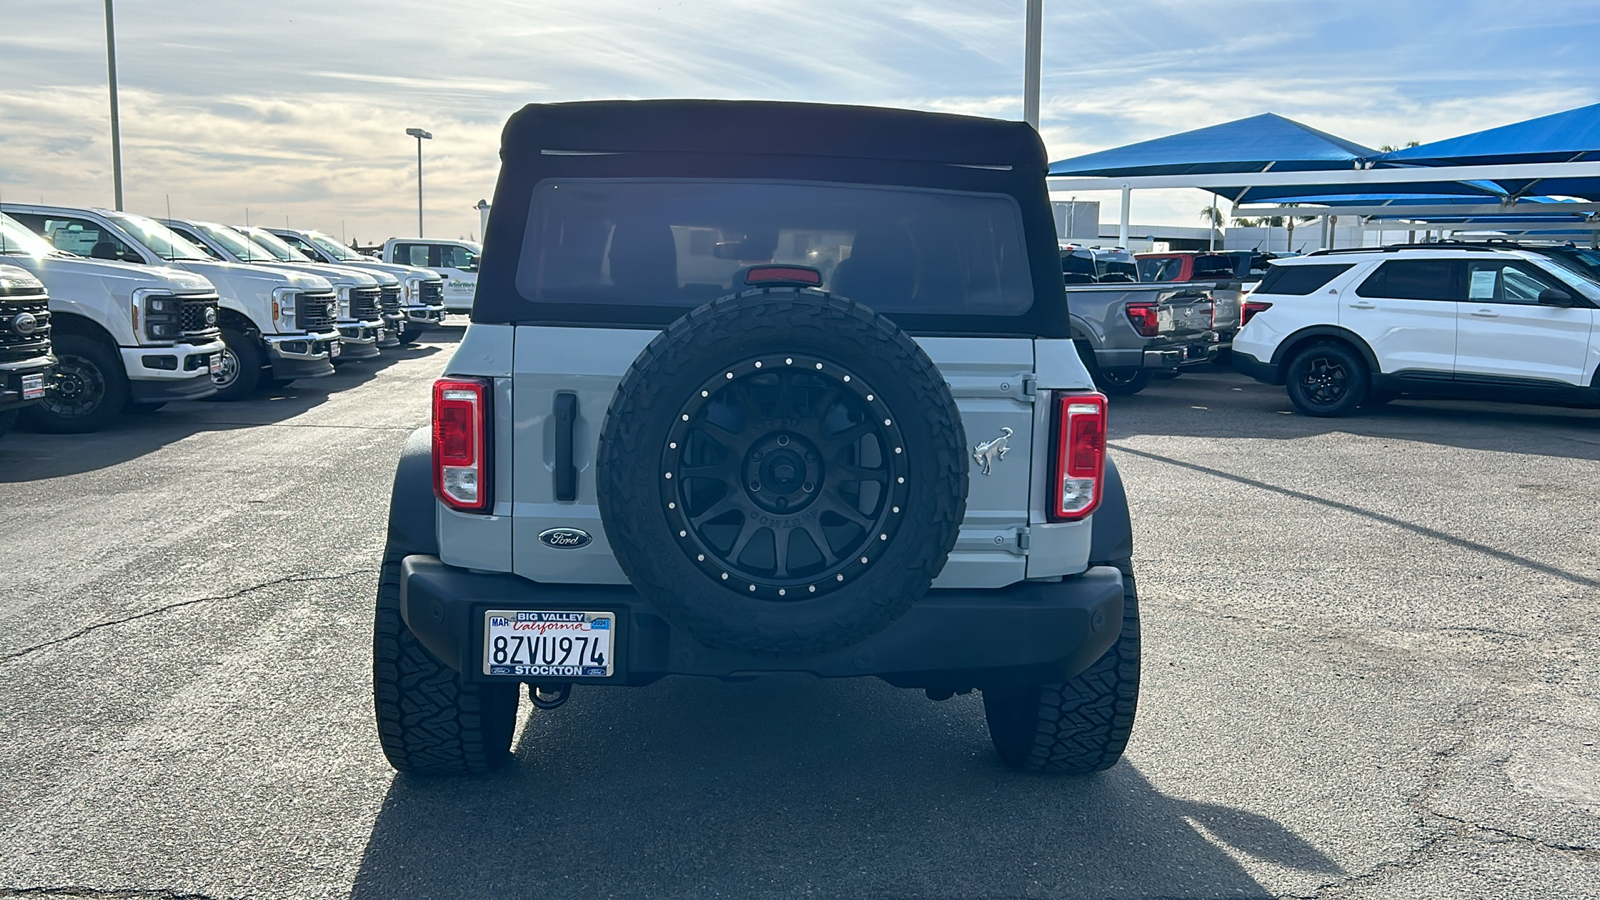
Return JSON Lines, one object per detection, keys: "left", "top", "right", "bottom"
{"left": 1153, "top": 287, "right": 1215, "bottom": 341}
{"left": 507, "top": 327, "right": 1039, "bottom": 591}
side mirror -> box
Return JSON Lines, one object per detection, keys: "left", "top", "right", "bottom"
{"left": 1538, "top": 287, "right": 1576, "bottom": 307}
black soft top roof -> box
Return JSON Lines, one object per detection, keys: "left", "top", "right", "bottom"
{"left": 475, "top": 100, "right": 1068, "bottom": 337}
{"left": 501, "top": 100, "right": 1047, "bottom": 168}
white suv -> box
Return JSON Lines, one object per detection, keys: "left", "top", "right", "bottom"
{"left": 1233, "top": 245, "right": 1600, "bottom": 416}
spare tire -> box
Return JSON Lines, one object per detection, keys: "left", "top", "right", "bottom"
{"left": 597, "top": 287, "right": 968, "bottom": 656}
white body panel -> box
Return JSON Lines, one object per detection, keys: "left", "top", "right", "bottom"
{"left": 383, "top": 238, "right": 478, "bottom": 310}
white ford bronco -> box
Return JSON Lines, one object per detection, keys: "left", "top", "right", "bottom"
{"left": 375, "top": 100, "right": 1140, "bottom": 776}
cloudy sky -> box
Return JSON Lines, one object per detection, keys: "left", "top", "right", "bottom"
{"left": 3, "top": 0, "right": 1598, "bottom": 244}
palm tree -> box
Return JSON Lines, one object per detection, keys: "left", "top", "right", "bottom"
{"left": 1281, "top": 203, "right": 1318, "bottom": 252}
{"left": 1199, "top": 205, "right": 1224, "bottom": 250}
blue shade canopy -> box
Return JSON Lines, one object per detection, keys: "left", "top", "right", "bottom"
{"left": 1047, "top": 113, "right": 1377, "bottom": 177}
{"left": 1224, "top": 180, "right": 1507, "bottom": 205}
{"left": 1376, "top": 102, "right": 1600, "bottom": 166}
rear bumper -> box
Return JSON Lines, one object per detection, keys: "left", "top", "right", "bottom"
{"left": 1233, "top": 349, "right": 1282, "bottom": 384}
{"left": 1099, "top": 339, "right": 1219, "bottom": 371}
{"left": 398, "top": 555, "right": 1126, "bottom": 689}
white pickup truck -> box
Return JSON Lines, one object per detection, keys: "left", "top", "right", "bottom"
{"left": 380, "top": 237, "right": 478, "bottom": 313}
{"left": 268, "top": 229, "right": 446, "bottom": 343}
{"left": 0, "top": 212, "right": 223, "bottom": 432}
{"left": 2, "top": 205, "right": 342, "bottom": 400}
{"left": 163, "top": 221, "right": 390, "bottom": 362}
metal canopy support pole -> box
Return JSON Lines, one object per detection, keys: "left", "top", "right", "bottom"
{"left": 1119, "top": 184, "right": 1130, "bottom": 249}
{"left": 104, "top": 0, "right": 123, "bottom": 211}
{"left": 1023, "top": 0, "right": 1042, "bottom": 129}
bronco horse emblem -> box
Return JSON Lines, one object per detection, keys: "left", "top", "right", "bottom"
{"left": 972, "top": 427, "right": 1013, "bottom": 476}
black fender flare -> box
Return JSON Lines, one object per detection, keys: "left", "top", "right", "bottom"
{"left": 1271, "top": 325, "right": 1381, "bottom": 376}
{"left": 1088, "top": 454, "right": 1132, "bottom": 566}
{"left": 386, "top": 426, "right": 439, "bottom": 556}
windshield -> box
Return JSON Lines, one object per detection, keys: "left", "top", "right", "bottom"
{"left": 517, "top": 178, "right": 1033, "bottom": 315}
{"left": 196, "top": 223, "right": 278, "bottom": 263}
{"left": 1532, "top": 253, "right": 1600, "bottom": 300}
{"left": 309, "top": 233, "right": 363, "bottom": 261}
{"left": 0, "top": 213, "right": 67, "bottom": 258}
{"left": 242, "top": 227, "right": 312, "bottom": 262}
{"left": 105, "top": 212, "right": 210, "bottom": 261}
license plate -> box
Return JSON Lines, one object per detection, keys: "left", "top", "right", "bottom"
{"left": 207, "top": 354, "right": 222, "bottom": 375}
{"left": 329, "top": 342, "right": 342, "bottom": 358}
{"left": 21, "top": 373, "right": 44, "bottom": 401}
{"left": 483, "top": 610, "right": 615, "bottom": 677}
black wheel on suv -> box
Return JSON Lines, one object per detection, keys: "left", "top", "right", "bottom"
{"left": 597, "top": 287, "right": 969, "bottom": 656}
{"left": 22, "top": 334, "right": 130, "bottom": 433}
{"left": 372, "top": 547, "right": 520, "bottom": 775}
{"left": 210, "top": 327, "right": 263, "bottom": 400}
{"left": 983, "top": 560, "right": 1141, "bottom": 774}
{"left": 1285, "top": 341, "right": 1368, "bottom": 417}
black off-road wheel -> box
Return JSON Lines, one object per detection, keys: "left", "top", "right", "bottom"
{"left": 22, "top": 334, "right": 129, "bottom": 433}
{"left": 597, "top": 287, "right": 968, "bottom": 656}
{"left": 1285, "top": 340, "right": 1368, "bottom": 417}
{"left": 372, "top": 547, "right": 520, "bottom": 775}
{"left": 983, "top": 560, "right": 1141, "bottom": 774}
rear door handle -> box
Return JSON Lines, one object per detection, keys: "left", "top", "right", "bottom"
{"left": 553, "top": 392, "right": 578, "bottom": 501}
{"left": 1470, "top": 309, "right": 1499, "bottom": 318}
{"left": 1348, "top": 301, "right": 1376, "bottom": 309}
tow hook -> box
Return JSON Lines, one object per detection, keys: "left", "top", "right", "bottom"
{"left": 530, "top": 683, "right": 571, "bottom": 710}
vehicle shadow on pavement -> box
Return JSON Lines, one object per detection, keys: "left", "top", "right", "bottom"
{"left": 1112, "top": 370, "right": 1600, "bottom": 463}
{"left": 0, "top": 344, "right": 440, "bottom": 482}
{"left": 350, "top": 676, "right": 1340, "bottom": 899}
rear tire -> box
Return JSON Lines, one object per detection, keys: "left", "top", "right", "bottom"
{"left": 1285, "top": 341, "right": 1368, "bottom": 417}
{"left": 210, "top": 328, "right": 264, "bottom": 400}
{"left": 22, "top": 334, "right": 129, "bottom": 433}
{"left": 372, "top": 548, "right": 519, "bottom": 775}
{"left": 1096, "top": 367, "right": 1151, "bottom": 396}
{"left": 983, "top": 560, "right": 1141, "bottom": 774}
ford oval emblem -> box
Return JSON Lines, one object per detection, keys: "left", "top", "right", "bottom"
{"left": 538, "top": 527, "right": 592, "bottom": 549}
{"left": 11, "top": 312, "right": 37, "bottom": 335}
{"left": 204, "top": 306, "right": 218, "bottom": 325}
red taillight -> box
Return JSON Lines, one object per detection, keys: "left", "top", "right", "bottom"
{"left": 1050, "top": 392, "right": 1107, "bottom": 522}
{"left": 433, "top": 377, "right": 491, "bottom": 512}
{"left": 1242, "top": 300, "right": 1273, "bottom": 326}
{"left": 1124, "top": 301, "right": 1160, "bottom": 337}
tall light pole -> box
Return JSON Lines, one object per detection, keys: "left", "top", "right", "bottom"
{"left": 1023, "top": 0, "right": 1042, "bottom": 129}
{"left": 406, "top": 127, "right": 432, "bottom": 236}
{"left": 104, "top": 0, "right": 124, "bottom": 210}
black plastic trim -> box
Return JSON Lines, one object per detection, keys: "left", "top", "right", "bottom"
{"left": 386, "top": 427, "right": 440, "bottom": 557}
{"left": 553, "top": 391, "right": 577, "bottom": 502}
{"left": 1088, "top": 455, "right": 1132, "bottom": 566}
{"left": 397, "top": 555, "right": 1125, "bottom": 689}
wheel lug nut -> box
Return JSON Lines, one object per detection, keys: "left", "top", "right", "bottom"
{"left": 752, "top": 451, "right": 762, "bottom": 460}
{"left": 777, "top": 435, "right": 789, "bottom": 446}
{"left": 750, "top": 482, "right": 761, "bottom": 492}
{"left": 802, "top": 482, "right": 814, "bottom": 493}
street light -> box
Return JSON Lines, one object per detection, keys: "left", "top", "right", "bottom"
{"left": 104, "top": 0, "right": 124, "bottom": 210}
{"left": 406, "top": 127, "right": 432, "bottom": 237}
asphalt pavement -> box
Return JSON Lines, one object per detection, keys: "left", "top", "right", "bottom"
{"left": 1, "top": 334, "right": 1597, "bottom": 899}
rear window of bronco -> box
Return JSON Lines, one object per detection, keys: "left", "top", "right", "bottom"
{"left": 515, "top": 179, "right": 1034, "bottom": 316}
